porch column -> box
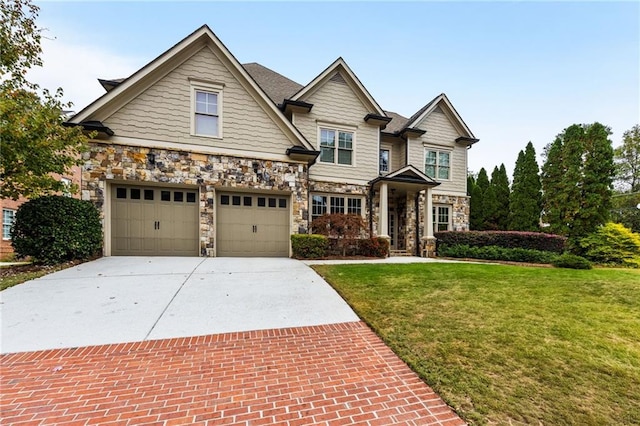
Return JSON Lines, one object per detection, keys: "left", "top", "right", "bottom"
{"left": 424, "top": 187, "right": 434, "bottom": 238}
{"left": 378, "top": 182, "right": 389, "bottom": 238}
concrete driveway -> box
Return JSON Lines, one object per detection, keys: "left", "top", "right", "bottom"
{"left": 0, "top": 257, "right": 358, "bottom": 354}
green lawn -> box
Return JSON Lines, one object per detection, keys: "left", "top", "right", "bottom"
{"left": 313, "top": 263, "right": 640, "bottom": 425}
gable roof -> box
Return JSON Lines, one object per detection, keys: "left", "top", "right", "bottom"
{"left": 290, "top": 57, "right": 386, "bottom": 117}
{"left": 369, "top": 164, "right": 440, "bottom": 188}
{"left": 69, "top": 25, "right": 314, "bottom": 151}
{"left": 243, "top": 63, "right": 303, "bottom": 105}
{"left": 404, "top": 93, "right": 476, "bottom": 139}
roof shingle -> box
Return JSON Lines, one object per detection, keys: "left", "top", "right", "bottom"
{"left": 242, "top": 62, "right": 303, "bottom": 105}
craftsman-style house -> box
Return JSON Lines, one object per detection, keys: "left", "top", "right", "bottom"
{"left": 67, "top": 25, "right": 478, "bottom": 257}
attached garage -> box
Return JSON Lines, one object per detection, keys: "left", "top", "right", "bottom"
{"left": 216, "top": 192, "right": 290, "bottom": 257}
{"left": 111, "top": 185, "right": 199, "bottom": 256}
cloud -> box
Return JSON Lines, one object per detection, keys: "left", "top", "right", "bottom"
{"left": 26, "top": 32, "right": 141, "bottom": 114}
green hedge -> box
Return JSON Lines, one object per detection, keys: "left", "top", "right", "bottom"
{"left": 11, "top": 196, "right": 102, "bottom": 265}
{"left": 438, "top": 244, "right": 560, "bottom": 264}
{"left": 435, "top": 231, "right": 566, "bottom": 253}
{"left": 291, "top": 234, "right": 329, "bottom": 259}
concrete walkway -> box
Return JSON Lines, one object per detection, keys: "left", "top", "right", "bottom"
{"left": 0, "top": 257, "right": 358, "bottom": 354}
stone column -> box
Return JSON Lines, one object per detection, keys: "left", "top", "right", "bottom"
{"left": 421, "top": 187, "right": 436, "bottom": 257}
{"left": 378, "top": 182, "right": 389, "bottom": 239}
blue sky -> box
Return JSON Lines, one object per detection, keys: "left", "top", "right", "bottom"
{"left": 31, "top": 1, "right": 639, "bottom": 177}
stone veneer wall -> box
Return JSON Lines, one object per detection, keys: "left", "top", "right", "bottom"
{"left": 82, "top": 143, "right": 309, "bottom": 256}
{"left": 309, "top": 180, "right": 372, "bottom": 233}
{"left": 418, "top": 193, "right": 470, "bottom": 257}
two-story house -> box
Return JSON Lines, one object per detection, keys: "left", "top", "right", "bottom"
{"left": 66, "top": 25, "right": 478, "bottom": 258}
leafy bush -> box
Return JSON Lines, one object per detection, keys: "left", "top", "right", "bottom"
{"left": 438, "top": 244, "right": 560, "bottom": 264}
{"left": 12, "top": 196, "right": 102, "bottom": 265}
{"left": 311, "top": 213, "right": 366, "bottom": 256}
{"left": 435, "top": 230, "right": 566, "bottom": 253}
{"left": 358, "top": 237, "right": 390, "bottom": 258}
{"left": 291, "top": 234, "right": 329, "bottom": 259}
{"left": 578, "top": 223, "right": 640, "bottom": 268}
{"left": 552, "top": 253, "right": 592, "bottom": 270}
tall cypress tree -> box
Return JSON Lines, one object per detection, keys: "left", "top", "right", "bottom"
{"left": 468, "top": 174, "right": 483, "bottom": 230}
{"left": 491, "top": 164, "right": 510, "bottom": 230}
{"left": 542, "top": 123, "right": 615, "bottom": 242}
{"left": 474, "top": 168, "right": 490, "bottom": 230}
{"left": 509, "top": 142, "right": 542, "bottom": 231}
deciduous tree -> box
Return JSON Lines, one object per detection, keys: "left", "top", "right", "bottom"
{"left": 0, "top": 0, "right": 90, "bottom": 200}
{"left": 614, "top": 124, "right": 640, "bottom": 193}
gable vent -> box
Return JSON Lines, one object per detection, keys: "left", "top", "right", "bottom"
{"left": 434, "top": 105, "right": 444, "bottom": 114}
{"left": 329, "top": 72, "right": 347, "bottom": 85}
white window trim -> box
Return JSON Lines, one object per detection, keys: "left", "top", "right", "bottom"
{"left": 190, "top": 80, "right": 224, "bottom": 139}
{"left": 3, "top": 208, "right": 16, "bottom": 240}
{"left": 316, "top": 124, "right": 357, "bottom": 167}
{"left": 380, "top": 148, "right": 391, "bottom": 174}
{"left": 310, "top": 193, "right": 365, "bottom": 221}
{"left": 432, "top": 204, "right": 452, "bottom": 232}
{"left": 424, "top": 147, "right": 452, "bottom": 181}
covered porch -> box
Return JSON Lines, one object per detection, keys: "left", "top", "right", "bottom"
{"left": 369, "top": 166, "right": 440, "bottom": 257}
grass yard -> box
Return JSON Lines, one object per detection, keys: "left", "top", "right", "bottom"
{"left": 313, "top": 263, "right": 640, "bottom": 425}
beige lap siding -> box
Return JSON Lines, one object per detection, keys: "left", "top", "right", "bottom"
{"left": 104, "top": 46, "right": 296, "bottom": 155}
{"left": 82, "top": 143, "right": 309, "bottom": 256}
{"left": 407, "top": 108, "right": 468, "bottom": 195}
{"left": 294, "top": 76, "right": 380, "bottom": 184}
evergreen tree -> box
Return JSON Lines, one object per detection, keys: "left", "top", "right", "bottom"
{"left": 509, "top": 142, "right": 542, "bottom": 231}
{"left": 542, "top": 123, "right": 615, "bottom": 242}
{"left": 482, "top": 185, "right": 499, "bottom": 230}
{"left": 491, "top": 164, "right": 510, "bottom": 230}
{"left": 468, "top": 174, "right": 483, "bottom": 230}
{"left": 473, "top": 168, "right": 490, "bottom": 230}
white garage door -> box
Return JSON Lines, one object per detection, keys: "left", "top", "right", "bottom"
{"left": 216, "top": 192, "right": 290, "bottom": 257}
{"left": 111, "top": 185, "right": 199, "bottom": 256}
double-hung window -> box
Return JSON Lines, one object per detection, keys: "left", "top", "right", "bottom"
{"left": 3, "top": 209, "right": 15, "bottom": 240}
{"left": 319, "top": 128, "right": 354, "bottom": 165}
{"left": 432, "top": 205, "right": 451, "bottom": 231}
{"left": 311, "top": 194, "right": 363, "bottom": 222}
{"left": 191, "top": 81, "right": 223, "bottom": 138}
{"left": 424, "top": 149, "right": 450, "bottom": 180}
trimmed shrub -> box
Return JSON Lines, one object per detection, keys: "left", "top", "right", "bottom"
{"left": 311, "top": 213, "right": 366, "bottom": 256}
{"left": 291, "top": 234, "right": 329, "bottom": 259}
{"left": 552, "top": 253, "right": 592, "bottom": 270}
{"left": 578, "top": 223, "right": 640, "bottom": 268}
{"left": 11, "top": 196, "right": 102, "bottom": 265}
{"left": 438, "top": 244, "right": 560, "bottom": 264}
{"left": 435, "top": 230, "right": 566, "bottom": 254}
{"left": 358, "top": 237, "right": 390, "bottom": 258}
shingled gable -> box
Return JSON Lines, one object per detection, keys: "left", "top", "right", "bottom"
{"left": 289, "top": 57, "right": 387, "bottom": 118}
{"left": 402, "top": 93, "right": 479, "bottom": 145}
{"left": 68, "top": 25, "right": 314, "bottom": 151}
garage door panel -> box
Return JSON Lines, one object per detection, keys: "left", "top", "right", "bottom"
{"left": 111, "top": 185, "right": 199, "bottom": 256}
{"left": 216, "top": 193, "right": 290, "bottom": 257}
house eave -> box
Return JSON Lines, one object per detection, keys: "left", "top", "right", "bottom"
{"left": 286, "top": 146, "right": 320, "bottom": 165}
{"left": 281, "top": 99, "right": 313, "bottom": 114}
{"left": 63, "top": 120, "right": 114, "bottom": 137}
{"left": 455, "top": 136, "right": 480, "bottom": 146}
{"left": 364, "top": 113, "right": 392, "bottom": 129}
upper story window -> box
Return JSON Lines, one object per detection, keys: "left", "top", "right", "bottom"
{"left": 380, "top": 149, "right": 390, "bottom": 173}
{"left": 425, "top": 149, "right": 450, "bottom": 180}
{"left": 3, "top": 209, "right": 15, "bottom": 240}
{"left": 319, "top": 128, "right": 354, "bottom": 165}
{"left": 190, "top": 80, "right": 223, "bottom": 138}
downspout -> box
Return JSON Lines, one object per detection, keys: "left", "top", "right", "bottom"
{"left": 368, "top": 185, "right": 374, "bottom": 237}
{"left": 414, "top": 192, "right": 420, "bottom": 256}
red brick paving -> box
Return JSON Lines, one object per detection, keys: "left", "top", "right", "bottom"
{"left": 1, "top": 321, "right": 465, "bottom": 425}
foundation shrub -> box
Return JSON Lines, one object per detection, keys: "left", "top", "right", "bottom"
{"left": 11, "top": 196, "right": 102, "bottom": 265}
{"left": 435, "top": 231, "right": 566, "bottom": 253}
{"left": 358, "top": 237, "right": 390, "bottom": 258}
{"left": 291, "top": 234, "right": 329, "bottom": 259}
